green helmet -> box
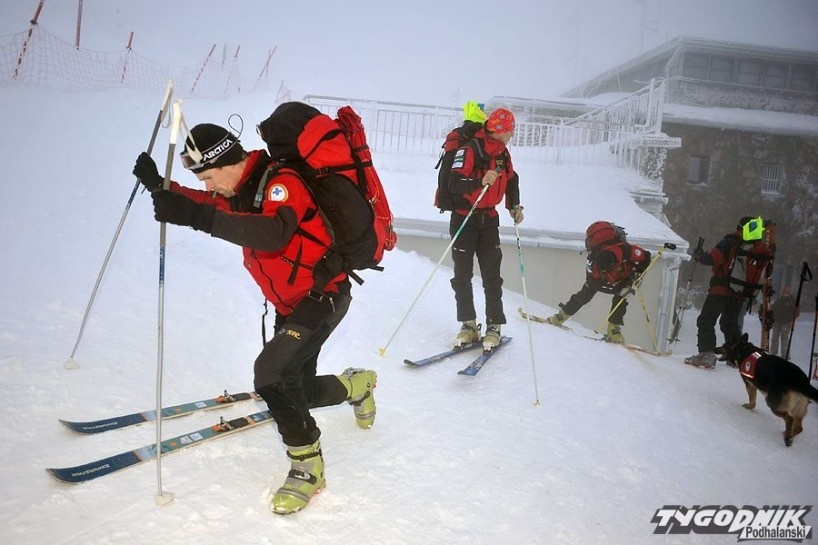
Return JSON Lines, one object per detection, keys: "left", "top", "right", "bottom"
{"left": 739, "top": 216, "right": 764, "bottom": 241}
{"left": 463, "top": 101, "right": 487, "bottom": 124}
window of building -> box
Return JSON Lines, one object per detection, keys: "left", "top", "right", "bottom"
{"left": 762, "top": 63, "right": 788, "bottom": 89}
{"left": 737, "top": 60, "right": 762, "bottom": 86}
{"left": 683, "top": 53, "right": 708, "bottom": 80}
{"left": 709, "top": 57, "right": 735, "bottom": 82}
{"left": 790, "top": 65, "right": 816, "bottom": 91}
{"left": 761, "top": 162, "right": 784, "bottom": 194}
{"left": 687, "top": 156, "right": 710, "bottom": 185}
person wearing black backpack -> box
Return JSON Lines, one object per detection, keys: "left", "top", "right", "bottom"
{"left": 545, "top": 222, "right": 650, "bottom": 343}
{"left": 434, "top": 101, "right": 487, "bottom": 211}
{"left": 132, "top": 118, "right": 377, "bottom": 515}
{"left": 443, "top": 107, "right": 523, "bottom": 351}
{"left": 684, "top": 217, "right": 773, "bottom": 369}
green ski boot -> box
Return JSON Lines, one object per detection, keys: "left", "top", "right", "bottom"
{"left": 545, "top": 309, "right": 570, "bottom": 326}
{"left": 339, "top": 367, "right": 377, "bottom": 429}
{"left": 604, "top": 322, "right": 625, "bottom": 344}
{"left": 483, "top": 324, "right": 501, "bottom": 350}
{"left": 454, "top": 319, "right": 480, "bottom": 348}
{"left": 271, "top": 441, "right": 325, "bottom": 515}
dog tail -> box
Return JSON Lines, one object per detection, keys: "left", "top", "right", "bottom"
{"left": 798, "top": 382, "right": 818, "bottom": 403}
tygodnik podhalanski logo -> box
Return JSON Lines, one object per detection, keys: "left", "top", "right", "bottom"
{"left": 651, "top": 505, "right": 813, "bottom": 542}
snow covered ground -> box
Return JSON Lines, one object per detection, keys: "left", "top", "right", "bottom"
{"left": 1, "top": 85, "right": 817, "bottom": 545}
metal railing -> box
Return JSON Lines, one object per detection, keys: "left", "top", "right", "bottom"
{"left": 305, "top": 79, "right": 675, "bottom": 169}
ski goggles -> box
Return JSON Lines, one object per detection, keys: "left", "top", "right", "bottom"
{"left": 180, "top": 133, "right": 239, "bottom": 171}
{"left": 741, "top": 216, "right": 764, "bottom": 241}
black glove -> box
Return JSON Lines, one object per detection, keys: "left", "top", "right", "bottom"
{"left": 692, "top": 247, "right": 705, "bottom": 263}
{"left": 133, "top": 152, "right": 164, "bottom": 192}
{"left": 152, "top": 190, "right": 216, "bottom": 233}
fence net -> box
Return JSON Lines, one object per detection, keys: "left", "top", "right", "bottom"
{"left": 1, "top": 25, "right": 241, "bottom": 98}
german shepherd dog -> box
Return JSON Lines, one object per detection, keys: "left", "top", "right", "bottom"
{"left": 715, "top": 333, "right": 818, "bottom": 446}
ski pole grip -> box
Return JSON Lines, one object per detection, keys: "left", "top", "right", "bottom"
{"left": 696, "top": 237, "right": 705, "bottom": 252}
{"left": 802, "top": 261, "right": 813, "bottom": 281}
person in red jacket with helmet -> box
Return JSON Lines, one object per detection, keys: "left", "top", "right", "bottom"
{"left": 684, "top": 216, "right": 773, "bottom": 369}
{"left": 545, "top": 222, "right": 651, "bottom": 343}
{"left": 445, "top": 107, "right": 523, "bottom": 351}
{"left": 132, "top": 120, "right": 376, "bottom": 515}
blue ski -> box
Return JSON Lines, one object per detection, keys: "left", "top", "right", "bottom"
{"left": 47, "top": 411, "right": 274, "bottom": 484}
{"left": 457, "top": 336, "right": 512, "bottom": 376}
{"left": 403, "top": 341, "right": 484, "bottom": 367}
{"left": 60, "top": 391, "right": 261, "bottom": 434}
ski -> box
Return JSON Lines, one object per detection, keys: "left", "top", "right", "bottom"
{"left": 60, "top": 391, "right": 261, "bottom": 434}
{"left": 517, "top": 307, "right": 569, "bottom": 329}
{"left": 457, "top": 336, "right": 512, "bottom": 376}
{"left": 47, "top": 411, "right": 274, "bottom": 484}
{"left": 403, "top": 341, "right": 484, "bottom": 367}
{"left": 518, "top": 307, "right": 670, "bottom": 356}
{"left": 605, "top": 340, "right": 672, "bottom": 357}
{"left": 759, "top": 221, "right": 776, "bottom": 351}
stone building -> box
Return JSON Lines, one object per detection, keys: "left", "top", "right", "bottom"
{"left": 562, "top": 36, "right": 818, "bottom": 295}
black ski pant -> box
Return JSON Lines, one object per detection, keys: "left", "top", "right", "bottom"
{"left": 561, "top": 281, "right": 628, "bottom": 325}
{"left": 449, "top": 211, "right": 506, "bottom": 325}
{"left": 254, "top": 281, "right": 351, "bottom": 447}
{"left": 696, "top": 292, "right": 744, "bottom": 353}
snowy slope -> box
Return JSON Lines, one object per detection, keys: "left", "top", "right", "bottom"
{"left": 1, "top": 85, "right": 817, "bottom": 545}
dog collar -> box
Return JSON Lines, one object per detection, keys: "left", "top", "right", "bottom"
{"left": 738, "top": 351, "right": 763, "bottom": 379}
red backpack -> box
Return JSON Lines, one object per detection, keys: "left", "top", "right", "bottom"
{"left": 256, "top": 102, "right": 397, "bottom": 286}
{"left": 585, "top": 221, "right": 627, "bottom": 251}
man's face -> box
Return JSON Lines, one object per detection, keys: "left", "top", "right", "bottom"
{"left": 195, "top": 164, "right": 239, "bottom": 197}
{"left": 490, "top": 130, "right": 514, "bottom": 145}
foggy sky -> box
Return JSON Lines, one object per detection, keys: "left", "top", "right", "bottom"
{"left": 3, "top": 0, "right": 818, "bottom": 104}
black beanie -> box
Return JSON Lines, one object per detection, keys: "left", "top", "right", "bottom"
{"left": 183, "top": 124, "right": 245, "bottom": 172}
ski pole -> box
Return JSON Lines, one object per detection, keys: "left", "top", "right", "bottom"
{"left": 784, "top": 262, "right": 812, "bottom": 360}
{"left": 65, "top": 81, "right": 174, "bottom": 370}
{"left": 668, "top": 236, "right": 704, "bottom": 344}
{"left": 514, "top": 217, "right": 540, "bottom": 406}
{"left": 379, "top": 184, "right": 490, "bottom": 356}
{"left": 154, "top": 99, "right": 183, "bottom": 507}
{"left": 809, "top": 293, "right": 818, "bottom": 380}
{"left": 636, "top": 286, "right": 660, "bottom": 351}
{"left": 595, "top": 242, "right": 676, "bottom": 333}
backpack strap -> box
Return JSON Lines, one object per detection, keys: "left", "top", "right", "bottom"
{"left": 253, "top": 163, "right": 285, "bottom": 210}
{"left": 466, "top": 138, "right": 488, "bottom": 170}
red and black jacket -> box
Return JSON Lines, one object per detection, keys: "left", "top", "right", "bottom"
{"left": 586, "top": 242, "right": 651, "bottom": 293}
{"left": 170, "top": 149, "right": 346, "bottom": 316}
{"left": 447, "top": 128, "right": 520, "bottom": 216}
{"left": 697, "top": 233, "right": 772, "bottom": 299}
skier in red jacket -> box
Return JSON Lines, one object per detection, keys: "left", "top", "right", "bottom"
{"left": 684, "top": 216, "right": 773, "bottom": 369}
{"left": 133, "top": 121, "right": 376, "bottom": 514}
{"left": 546, "top": 223, "right": 651, "bottom": 343}
{"left": 444, "top": 107, "right": 523, "bottom": 351}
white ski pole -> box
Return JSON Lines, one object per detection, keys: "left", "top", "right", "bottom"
{"left": 379, "top": 184, "right": 490, "bottom": 356}
{"left": 65, "top": 80, "right": 174, "bottom": 370}
{"left": 514, "top": 219, "right": 540, "bottom": 406}
{"left": 154, "top": 99, "right": 183, "bottom": 507}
